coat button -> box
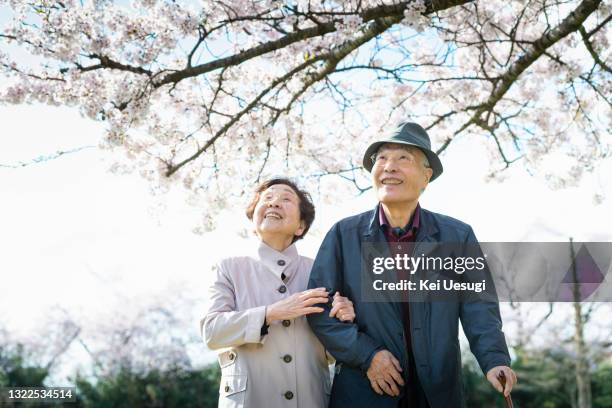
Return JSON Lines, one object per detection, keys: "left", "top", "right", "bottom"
{"left": 278, "top": 285, "right": 287, "bottom": 294}
{"left": 277, "top": 259, "right": 286, "bottom": 266}
{"left": 224, "top": 385, "right": 230, "bottom": 392}
{"left": 228, "top": 352, "right": 235, "bottom": 360}
{"left": 282, "top": 320, "right": 291, "bottom": 327}
{"left": 284, "top": 391, "right": 294, "bottom": 400}
{"left": 283, "top": 354, "right": 292, "bottom": 363}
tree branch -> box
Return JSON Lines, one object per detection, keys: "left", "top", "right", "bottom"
{"left": 164, "top": 56, "right": 324, "bottom": 176}
{"left": 152, "top": 0, "right": 471, "bottom": 87}
{"left": 0, "top": 145, "right": 96, "bottom": 169}
{"left": 578, "top": 25, "right": 611, "bottom": 73}
{"left": 440, "top": 0, "right": 604, "bottom": 153}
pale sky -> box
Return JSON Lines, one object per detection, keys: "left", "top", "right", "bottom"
{"left": 1, "top": 104, "right": 611, "bottom": 381}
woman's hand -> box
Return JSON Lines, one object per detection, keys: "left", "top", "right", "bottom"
{"left": 266, "top": 287, "right": 329, "bottom": 324}
{"left": 329, "top": 292, "right": 355, "bottom": 322}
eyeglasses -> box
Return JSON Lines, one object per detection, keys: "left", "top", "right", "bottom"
{"left": 370, "top": 151, "right": 430, "bottom": 168}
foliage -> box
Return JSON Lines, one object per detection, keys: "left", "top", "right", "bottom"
{"left": 464, "top": 348, "right": 612, "bottom": 408}
{"left": 75, "top": 365, "right": 220, "bottom": 408}
{"left": 2, "top": 342, "right": 611, "bottom": 406}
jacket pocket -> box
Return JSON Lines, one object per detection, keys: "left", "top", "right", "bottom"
{"left": 219, "top": 374, "right": 247, "bottom": 407}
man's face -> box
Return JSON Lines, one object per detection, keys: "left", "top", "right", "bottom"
{"left": 253, "top": 184, "right": 304, "bottom": 241}
{"left": 371, "top": 143, "right": 433, "bottom": 205}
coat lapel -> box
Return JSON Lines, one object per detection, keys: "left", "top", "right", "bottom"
{"left": 360, "top": 205, "right": 403, "bottom": 321}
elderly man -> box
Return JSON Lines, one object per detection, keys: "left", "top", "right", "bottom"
{"left": 307, "top": 122, "right": 516, "bottom": 407}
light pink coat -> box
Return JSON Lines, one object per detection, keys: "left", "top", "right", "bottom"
{"left": 202, "top": 242, "right": 331, "bottom": 408}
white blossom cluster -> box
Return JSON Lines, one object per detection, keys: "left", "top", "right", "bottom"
{"left": 402, "top": 0, "right": 429, "bottom": 31}
{"left": 0, "top": 0, "right": 609, "bottom": 229}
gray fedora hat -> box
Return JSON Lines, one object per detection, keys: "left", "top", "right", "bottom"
{"left": 362, "top": 121, "right": 443, "bottom": 181}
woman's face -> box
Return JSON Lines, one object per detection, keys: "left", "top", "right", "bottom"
{"left": 253, "top": 184, "right": 305, "bottom": 242}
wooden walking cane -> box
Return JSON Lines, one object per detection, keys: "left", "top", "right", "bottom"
{"left": 498, "top": 371, "right": 514, "bottom": 408}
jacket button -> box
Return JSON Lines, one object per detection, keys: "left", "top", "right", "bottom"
{"left": 277, "top": 259, "right": 286, "bottom": 266}
{"left": 278, "top": 285, "right": 287, "bottom": 294}
{"left": 282, "top": 320, "right": 291, "bottom": 327}
{"left": 283, "top": 354, "right": 292, "bottom": 363}
{"left": 224, "top": 385, "right": 230, "bottom": 393}
{"left": 228, "top": 352, "right": 235, "bottom": 360}
{"left": 284, "top": 391, "right": 294, "bottom": 400}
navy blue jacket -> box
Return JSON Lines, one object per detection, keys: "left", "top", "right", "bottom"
{"left": 307, "top": 205, "right": 511, "bottom": 408}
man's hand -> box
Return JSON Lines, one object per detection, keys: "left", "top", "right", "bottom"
{"left": 266, "top": 287, "right": 329, "bottom": 324}
{"left": 486, "top": 366, "right": 517, "bottom": 397}
{"left": 329, "top": 291, "right": 355, "bottom": 322}
{"left": 366, "top": 350, "right": 404, "bottom": 397}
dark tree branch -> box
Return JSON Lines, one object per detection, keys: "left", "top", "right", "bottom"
{"left": 578, "top": 25, "right": 612, "bottom": 73}
{"left": 79, "top": 54, "right": 153, "bottom": 76}
{"left": 164, "top": 56, "right": 324, "bottom": 176}
{"left": 65, "top": 0, "right": 471, "bottom": 87}
{"left": 438, "top": 0, "right": 604, "bottom": 154}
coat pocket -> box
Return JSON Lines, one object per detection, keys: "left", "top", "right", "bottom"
{"left": 218, "top": 349, "right": 238, "bottom": 369}
{"left": 219, "top": 374, "right": 247, "bottom": 407}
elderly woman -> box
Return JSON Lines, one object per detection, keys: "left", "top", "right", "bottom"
{"left": 202, "top": 178, "right": 355, "bottom": 408}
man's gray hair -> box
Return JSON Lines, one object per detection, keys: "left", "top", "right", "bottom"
{"left": 422, "top": 154, "right": 430, "bottom": 168}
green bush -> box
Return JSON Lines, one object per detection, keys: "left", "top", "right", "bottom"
{"left": 75, "top": 365, "right": 220, "bottom": 408}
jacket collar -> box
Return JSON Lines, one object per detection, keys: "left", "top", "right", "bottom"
{"left": 257, "top": 241, "right": 299, "bottom": 280}
{"left": 365, "top": 202, "right": 438, "bottom": 240}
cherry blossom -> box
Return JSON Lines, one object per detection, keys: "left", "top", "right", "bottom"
{"left": 0, "top": 0, "right": 609, "bottom": 229}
